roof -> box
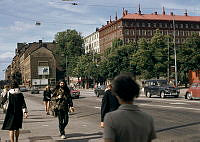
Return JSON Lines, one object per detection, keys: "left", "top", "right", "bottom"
{"left": 122, "top": 13, "right": 200, "bottom": 22}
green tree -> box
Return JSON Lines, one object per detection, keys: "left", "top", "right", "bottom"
{"left": 54, "top": 29, "right": 84, "bottom": 79}
{"left": 177, "top": 33, "right": 200, "bottom": 86}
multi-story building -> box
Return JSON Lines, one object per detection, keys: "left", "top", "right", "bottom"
{"left": 84, "top": 29, "right": 100, "bottom": 53}
{"left": 5, "top": 40, "right": 63, "bottom": 87}
{"left": 99, "top": 7, "right": 200, "bottom": 53}
{"left": 5, "top": 65, "right": 11, "bottom": 80}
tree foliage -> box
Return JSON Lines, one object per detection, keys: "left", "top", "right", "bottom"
{"left": 54, "top": 29, "right": 84, "bottom": 78}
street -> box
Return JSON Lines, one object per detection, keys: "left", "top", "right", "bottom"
{"left": 0, "top": 89, "right": 200, "bottom": 142}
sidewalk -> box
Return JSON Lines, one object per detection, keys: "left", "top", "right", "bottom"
{"left": 0, "top": 93, "right": 103, "bottom": 142}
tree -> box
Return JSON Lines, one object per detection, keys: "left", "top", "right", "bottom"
{"left": 54, "top": 29, "right": 84, "bottom": 78}
{"left": 177, "top": 33, "right": 200, "bottom": 86}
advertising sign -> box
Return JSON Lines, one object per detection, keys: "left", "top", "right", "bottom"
{"left": 32, "top": 79, "right": 48, "bottom": 85}
{"left": 38, "top": 66, "right": 49, "bottom": 75}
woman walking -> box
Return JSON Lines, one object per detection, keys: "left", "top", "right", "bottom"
{"left": 43, "top": 85, "right": 52, "bottom": 115}
{"left": 1, "top": 80, "right": 28, "bottom": 142}
{"left": 51, "top": 80, "right": 74, "bottom": 139}
{"left": 0, "top": 85, "right": 10, "bottom": 113}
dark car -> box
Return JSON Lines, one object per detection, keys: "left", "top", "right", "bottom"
{"left": 30, "top": 87, "right": 40, "bottom": 94}
{"left": 94, "top": 85, "right": 106, "bottom": 97}
{"left": 185, "top": 81, "right": 200, "bottom": 100}
{"left": 143, "top": 79, "right": 180, "bottom": 98}
{"left": 70, "top": 87, "right": 80, "bottom": 99}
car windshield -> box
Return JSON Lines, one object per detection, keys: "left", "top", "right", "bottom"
{"left": 157, "top": 80, "right": 168, "bottom": 86}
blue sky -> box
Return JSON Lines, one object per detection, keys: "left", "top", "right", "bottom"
{"left": 0, "top": 0, "right": 200, "bottom": 80}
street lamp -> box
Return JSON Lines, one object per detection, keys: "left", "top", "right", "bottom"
{"left": 61, "top": 54, "right": 68, "bottom": 84}
{"left": 173, "top": 19, "right": 178, "bottom": 87}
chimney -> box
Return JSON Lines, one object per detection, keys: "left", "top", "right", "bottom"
{"left": 138, "top": 4, "right": 141, "bottom": 15}
{"left": 170, "top": 12, "right": 174, "bottom": 16}
{"left": 125, "top": 10, "right": 128, "bottom": 15}
{"left": 122, "top": 8, "right": 125, "bottom": 16}
{"left": 154, "top": 12, "right": 158, "bottom": 15}
{"left": 115, "top": 11, "right": 118, "bottom": 20}
{"left": 162, "top": 6, "right": 165, "bottom": 15}
{"left": 107, "top": 21, "right": 109, "bottom": 25}
{"left": 110, "top": 16, "right": 112, "bottom": 23}
{"left": 39, "top": 40, "right": 42, "bottom": 47}
{"left": 184, "top": 9, "right": 188, "bottom": 16}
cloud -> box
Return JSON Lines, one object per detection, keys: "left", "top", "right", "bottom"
{"left": 48, "top": 1, "right": 88, "bottom": 14}
{"left": 9, "top": 21, "right": 35, "bottom": 32}
{"left": 0, "top": 51, "right": 15, "bottom": 60}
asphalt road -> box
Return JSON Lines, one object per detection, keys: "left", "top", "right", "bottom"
{"left": 0, "top": 89, "right": 199, "bottom": 142}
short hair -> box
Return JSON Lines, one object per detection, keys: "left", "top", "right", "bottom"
{"left": 112, "top": 73, "right": 140, "bottom": 102}
{"left": 10, "top": 80, "right": 19, "bottom": 89}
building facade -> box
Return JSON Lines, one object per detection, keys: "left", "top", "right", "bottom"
{"left": 5, "top": 40, "right": 62, "bottom": 87}
{"left": 84, "top": 30, "right": 100, "bottom": 53}
{"left": 99, "top": 8, "right": 200, "bottom": 53}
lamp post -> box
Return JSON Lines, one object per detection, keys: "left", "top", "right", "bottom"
{"left": 173, "top": 19, "right": 178, "bottom": 87}
{"left": 61, "top": 54, "right": 68, "bottom": 85}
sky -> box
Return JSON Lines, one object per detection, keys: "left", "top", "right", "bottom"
{"left": 0, "top": 0, "right": 200, "bottom": 80}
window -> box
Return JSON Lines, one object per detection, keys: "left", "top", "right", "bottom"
{"left": 159, "top": 23, "right": 162, "bottom": 28}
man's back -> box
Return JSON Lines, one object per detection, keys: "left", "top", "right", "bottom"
{"left": 104, "top": 104, "right": 156, "bottom": 142}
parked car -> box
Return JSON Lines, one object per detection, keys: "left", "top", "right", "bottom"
{"left": 94, "top": 85, "right": 106, "bottom": 97}
{"left": 70, "top": 87, "right": 80, "bottom": 99}
{"left": 19, "top": 86, "right": 27, "bottom": 92}
{"left": 185, "top": 81, "right": 200, "bottom": 100}
{"left": 31, "top": 87, "right": 40, "bottom": 94}
{"left": 144, "top": 79, "right": 180, "bottom": 98}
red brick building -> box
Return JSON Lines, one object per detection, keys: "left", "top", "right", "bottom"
{"left": 99, "top": 7, "right": 200, "bottom": 53}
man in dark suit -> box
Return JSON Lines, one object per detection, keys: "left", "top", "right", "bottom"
{"left": 100, "top": 84, "right": 120, "bottom": 128}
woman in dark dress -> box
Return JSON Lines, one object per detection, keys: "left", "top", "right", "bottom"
{"left": 43, "top": 85, "right": 52, "bottom": 115}
{"left": 1, "top": 80, "right": 28, "bottom": 142}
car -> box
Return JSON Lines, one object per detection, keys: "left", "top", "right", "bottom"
{"left": 70, "top": 87, "right": 80, "bottom": 99}
{"left": 94, "top": 85, "right": 106, "bottom": 97}
{"left": 185, "top": 81, "right": 200, "bottom": 100}
{"left": 30, "top": 87, "right": 40, "bottom": 94}
{"left": 143, "top": 79, "right": 180, "bottom": 98}
{"left": 19, "top": 86, "right": 27, "bottom": 92}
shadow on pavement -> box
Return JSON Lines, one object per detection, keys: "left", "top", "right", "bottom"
{"left": 55, "top": 132, "right": 103, "bottom": 142}
{"left": 156, "top": 121, "right": 200, "bottom": 133}
{"left": 29, "top": 136, "right": 53, "bottom": 142}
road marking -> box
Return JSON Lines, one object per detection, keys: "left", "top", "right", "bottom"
{"left": 138, "top": 97, "right": 200, "bottom": 103}
{"left": 42, "top": 125, "right": 48, "bottom": 127}
{"left": 170, "top": 102, "right": 186, "bottom": 105}
{"left": 140, "top": 104, "right": 200, "bottom": 112}
{"left": 95, "top": 106, "right": 101, "bottom": 109}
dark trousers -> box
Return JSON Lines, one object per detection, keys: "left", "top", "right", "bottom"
{"left": 57, "top": 109, "right": 69, "bottom": 135}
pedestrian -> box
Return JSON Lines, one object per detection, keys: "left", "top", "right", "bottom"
{"left": 1, "top": 80, "right": 28, "bottom": 142}
{"left": 51, "top": 80, "right": 74, "bottom": 139}
{"left": 0, "top": 85, "right": 10, "bottom": 113}
{"left": 43, "top": 85, "right": 52, "bottom": 115}
{"left": 104, "top": 73, "right": 156, "bottom": 142}
{"left": 100, "top": 84, "right": 120, "bottom": 128}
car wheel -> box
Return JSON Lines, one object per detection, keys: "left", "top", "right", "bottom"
{"left": 186, "top": 93, "right": 192, "bottom": 100}
{"left": 160, "top": 91, "right": 165, "bottom": 98}
{"left": 146, "top": 92, "right": 151, "bottom": 98}
{"left": 174, "top": 95, "right": 179, "bottom": 98}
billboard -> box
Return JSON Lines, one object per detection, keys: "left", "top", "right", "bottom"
{"left": 38, "top": 66, "right": 49, "bottom": 75}
{"left": 32, "top": 79, "right": 48, "bottom": 85}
